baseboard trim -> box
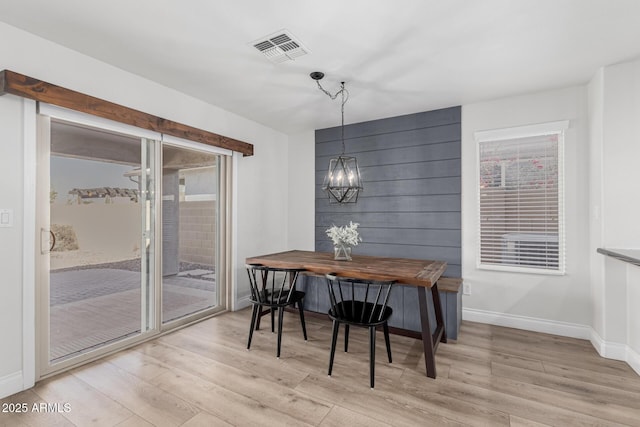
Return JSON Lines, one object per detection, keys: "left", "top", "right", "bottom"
{"left": 462, "top": 308, "right": 591, "bottom": 340}
{"left": 0, "top": 371, "right": 24, "bottom": 399}
{"left": 589, "top": 329, "right": 627, "bottom": 360}
{"left": 627, "top": 346, "right": 640, "bottom": 377}
{"left": 590, "top": 329, "right": 640, "bottom": 376}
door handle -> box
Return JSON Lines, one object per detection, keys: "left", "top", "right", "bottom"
{"left": 41, "top": 228, "right": 54, "bottom": 254}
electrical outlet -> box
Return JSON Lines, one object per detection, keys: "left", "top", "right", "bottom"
{"left": 463, "top": 283, "right": 471, "bottom": 295}
{"left": 0, "top": 209, "right": 13, "bottom": 227}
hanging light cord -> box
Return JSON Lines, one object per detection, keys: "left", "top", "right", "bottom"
{"left": 315, "top": 80, "right": 350, "bottom": 154}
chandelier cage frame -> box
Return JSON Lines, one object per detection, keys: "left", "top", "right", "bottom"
{"left": 311, "top": 72, "right": 363, "bottom": 204}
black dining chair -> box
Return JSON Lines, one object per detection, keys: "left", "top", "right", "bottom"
{"left": 246, "top": 264, "right": 307, "bottom": 358}
{"left": 325, "top": 273, "right": 395, "bottom": 388}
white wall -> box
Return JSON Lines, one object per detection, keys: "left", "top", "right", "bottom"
{"left": 461, "top": 86, "right": 592, "bottom": 337}
{"left": 0, "top": 95, "right": 27, "bottom": 397}
{"left": 235, "top": 138, "right": 289, "bottom": 305}
{"left": 628, "top": 265, "right": 640, "bottom": 373}
{"left": 286, "top": 130, "right": 315, "bottom": 251}
{"left": 599, "top": 60, "right": 640, "bottom": 247}
{"left": 589, "top": 58, "right": 640, "bottom": 373}
{"left": 588, "top": 68, "right": 605, "bottom": 340}
{"left": 0, "top": 21, "right": 289, "bottom": 398}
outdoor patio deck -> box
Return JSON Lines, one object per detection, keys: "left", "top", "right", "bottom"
{"left": 50, "top": 266, "right": 216, "bottom": 361}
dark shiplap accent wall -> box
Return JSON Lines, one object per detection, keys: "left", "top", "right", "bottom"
{"left": 315, "top": 107, "right": 461, "bottom": 276}
{"left": 307, "top": 106, "right": 462, "bottom": 337}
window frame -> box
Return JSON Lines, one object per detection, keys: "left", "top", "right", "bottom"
{"left": 474, "top": 120, "right": 568, "bottom": 275}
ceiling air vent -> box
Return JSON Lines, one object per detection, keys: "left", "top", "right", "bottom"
{"left": 251, "top": 30, "right": 309, "bottom": 63}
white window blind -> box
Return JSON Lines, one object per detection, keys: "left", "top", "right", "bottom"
{"left": 476, "top": 122, "right": 566, "bottom": 273}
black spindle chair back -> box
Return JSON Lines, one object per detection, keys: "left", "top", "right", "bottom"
{"left": 325, "top": 273, "right": 395, "bottom": 388}
{"left": 326, "top": 274, "right": 394, "bottom": 326}
{"left": 245, "top": 264, "right": 307, "bottom": 358}
{"left": 247, "top": 264, "right": 300, "bottom": 306}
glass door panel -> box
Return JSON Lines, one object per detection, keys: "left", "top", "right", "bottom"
{"left": 47, "top": 119, "right": 154, "bottom": 363}
{"left": 161, "top": 144, "right": 220, "bottom": 324}
{"left": 38, "top": 113, "right": 226, "bottom": 374}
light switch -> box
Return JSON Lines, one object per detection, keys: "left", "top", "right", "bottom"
{"left": 0, "top": 209, "right": 13, "bottom": 227}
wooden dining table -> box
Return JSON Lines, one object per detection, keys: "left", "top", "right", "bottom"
{"left": 245, "top": 249, "right": 448, "bottom": 378}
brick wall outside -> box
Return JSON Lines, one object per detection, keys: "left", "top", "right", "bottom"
{"left": 179, "top": 200, "right": 216, "bottom": 267}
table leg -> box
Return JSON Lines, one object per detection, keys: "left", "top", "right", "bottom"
{"left": 417, "top": 283, "right": 446, "bottom": 378}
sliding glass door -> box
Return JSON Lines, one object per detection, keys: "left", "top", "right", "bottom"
{"left": 37, "top": 110, "right": 227, "bottom": 376}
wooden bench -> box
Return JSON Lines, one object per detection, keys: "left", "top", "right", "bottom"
{"left": 294, "top": 273, "right": 464, "bottom": 340}
{"left": 436, "top": 276, "right": 463, "bottom": 341}
{"left": 438, "top": 276, "right": 463, "bottom": 293}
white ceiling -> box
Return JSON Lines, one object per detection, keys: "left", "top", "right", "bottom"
{"left": 2, "top": 0, "right": 640, "bottom": 134}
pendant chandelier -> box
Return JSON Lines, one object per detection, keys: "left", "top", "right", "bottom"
{"left": 311, "top": 71, "right": 363, "bottom": 204}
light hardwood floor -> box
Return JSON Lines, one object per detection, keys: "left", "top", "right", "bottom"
{"left": 2, "top": 309, "right": 640, "bottom": 426}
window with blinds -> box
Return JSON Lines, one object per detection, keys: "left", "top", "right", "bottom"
{"left": 476, "top": 121, "right": 566, "bottom": 274}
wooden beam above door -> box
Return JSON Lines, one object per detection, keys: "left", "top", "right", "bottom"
{"left": 0, "top": 69, "right": 254, "bottom": 156}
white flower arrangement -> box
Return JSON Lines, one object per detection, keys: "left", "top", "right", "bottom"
{"left": 326, "top": 221, "right": 362, "bottom": 247}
